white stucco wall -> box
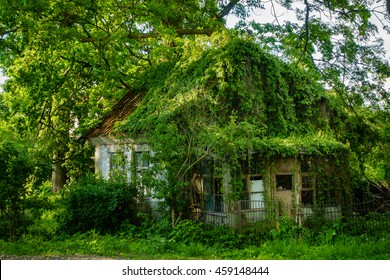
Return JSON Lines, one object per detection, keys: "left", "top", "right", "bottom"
{"left": 88, "top": 136, "right": 138, "bottom": 179}
{"left": 88, "top": 136, "right": 163, "bottom": 208}
{"left": 94, "top": 143, "right": 132, "bottom": 179}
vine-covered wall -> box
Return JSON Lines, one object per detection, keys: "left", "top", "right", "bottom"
{"left": 117, "top": 33, "right": 350, "bottom": 220}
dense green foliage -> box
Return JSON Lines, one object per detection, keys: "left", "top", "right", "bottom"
{"left": 0, "top": 123, "right": 33, "bottom": 240}
{"left": 119, "top": 35, "right": 351, "bottom": 217}
{"left": 0, "top": 0, "right": 389, "bottom": 251}
{"left": 0, "top": 216, "right": 389, "bottom": 259}
{"left": 0, "top": 176, "right": 388, "bottom": 259}
{"left": 1, "top": 0, "right": 389, "bottom": 191}
{"left": 60, "top": 175, "right": 140, "bottom": 234}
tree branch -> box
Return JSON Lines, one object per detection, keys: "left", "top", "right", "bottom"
{"left": 126, "top": 28, "right": 215, "bottom": 39}
{"left": 119, "top": 78, "right": 131, "bottom": 89}
{"left": 297, "top": 0, "right": 310, "bottom": 65}
{"left": 387, "top": 0, "right": 390, "bottom": 15}
{"left": 218, "top": 0, "right": 241, "bottom": 19}
{"left": 80, "top": 28, "right": 214, "bottom": 43}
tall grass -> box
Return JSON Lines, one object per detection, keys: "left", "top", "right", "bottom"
{"left": 1, "top": 225, "right": 389, "bottom": 260}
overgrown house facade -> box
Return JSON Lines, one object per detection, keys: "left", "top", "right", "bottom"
{"left": 86, "top": 38, "right": 350, "bottom": 229}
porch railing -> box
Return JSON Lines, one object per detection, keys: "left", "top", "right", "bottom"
{"left": 198, "top": 197, "right": 390, "bottom": 234}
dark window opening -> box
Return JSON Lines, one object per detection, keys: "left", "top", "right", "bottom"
{"left": 203, "top": 159, "right": 223, "bottom": 213}
{"left": 240, "top": 179, "right": 250, "bottom": 201}
{"left": 214, "top": 178, "right": 223, "bottom": 212}
{"left": 239, "top": 156, "right": 249, "bottom": 175}
{"left": 302, "top": 175, "right": 314, "bottom": 205}
{"left": 301, "top": 157, "right": 311, "bottom": 173}
{"left": 205, "top": 177, "right": 223, "bottom": 212}
{"left": 276, "top": 175, "right": 293, "bottom": 191}
{"left": 250, "top": 153, "right": 263, "bottom": 174}
{"left": 302, "top": 190, "right": 314, "bottom": 205}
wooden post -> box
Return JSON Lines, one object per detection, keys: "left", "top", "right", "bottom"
{"left": 237, "top": 200, "right": 242, "bottom": 233}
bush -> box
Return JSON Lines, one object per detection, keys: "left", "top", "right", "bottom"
{"left": 26, "top": 209, "right": 60, "bottom": 239}
{"left": 22, "top": 183, "right": 63, "bottom": 240}
{"left": 270, "top": 216, "right": 301, "bottom": 240}
{"left": 169, "top": 220, "right": 205, "bottom": 244}
{"left": 60, "top": 175, "right": 140, "bottom": 234}
{"left": 0, "top": 139, "right": 33, "bottom": 240}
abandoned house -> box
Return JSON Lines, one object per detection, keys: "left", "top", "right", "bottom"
{"left": 86, "top": 38, "right": 350, "bottom": 229}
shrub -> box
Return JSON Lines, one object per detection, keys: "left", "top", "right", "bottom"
{"left": 0, "top": 139, "right": 33, "bottom": 240}
{"left": 270, "top": 216, "right": 301, "bottom": 240}
{"left": 169, "top": 219, "right": 205, "bottom": 244}
{"left": 26, "top": 209, "right": 61, "bottom": 239}
{"left": 60, "top": 175, "right": 140, "bottom": 234}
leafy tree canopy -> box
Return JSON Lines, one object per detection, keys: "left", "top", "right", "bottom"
{"left": 0, "top": 0, "right": 389, "bottom": 190}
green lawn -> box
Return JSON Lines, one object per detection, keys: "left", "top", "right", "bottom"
{"left": 1, "top": 233, "right": 389, "bottom": 260}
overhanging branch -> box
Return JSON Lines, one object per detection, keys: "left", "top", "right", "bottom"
{"left": 126, "top": 28, "right": 215, "bottom": 39}
{"left": 387, "top": 0, "right": 390, "bottom": 14}
{"left": 296, "top": 0, "right": 310, "bottom": 65}
{"left": 78, "top": 0, "right": 245, "bottom": 42}
{"left": 80, "top": 28, "right": 215, "bottom": 42}
{"left": 218, "top": 0, "right": 242, "bottom": 19}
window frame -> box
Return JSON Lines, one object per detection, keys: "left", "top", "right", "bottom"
{"left": 241, "top": 175, "right": 265, "bottom": 210}
{"left": 134, "top": 150, "right": 150, "bottom": 176}
{"left": 275, "top": 174, "right": 293, "bottom": 191}
{"left": 202, "top": 159, "right": 224, "bottom": 213}
{"left": 241, "top": 153, "right": 265, "bottom": 210}
{"left": 108, "top": 150, "right": 127, "bottom": 175}
{"left": 301, "top": 173, "right": 316, "bottom": 206}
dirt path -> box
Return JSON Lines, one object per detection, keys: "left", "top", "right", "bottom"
{"left": 0, "top": 254, "right": 119, "bottom": 260}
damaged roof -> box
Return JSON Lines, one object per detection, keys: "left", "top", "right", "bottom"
{"left": 85, "top": 89, "right": 146, "bottom": 137}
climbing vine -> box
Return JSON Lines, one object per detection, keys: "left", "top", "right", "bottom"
{"left": 118, "top": 32, "right": 350, "bottom": 219}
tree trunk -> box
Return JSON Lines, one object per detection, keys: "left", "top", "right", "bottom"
{"left": 51, "top": 150, "right": 67, "bottom": 192}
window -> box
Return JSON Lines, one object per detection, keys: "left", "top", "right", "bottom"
{"left": 205, "top": 177, "right": 223, "bottom": 212}
{"left": 134, "top": 151, "right": 149, "bottom": 176}
{"left": 250, "top": 176, "right": 264, "bottom": 201}
{"left": 109, "top": 151, "right": 126, "bottom": 175}
{"left": 301, "top": 175, "right": 314, "bottom": 205}
{"left": 241, "top": 176, "right": 264, "bottom": 209}
{"left": 133, "top": 150, "right": 151, "bottom": 195}
{"left": 203, "top": 159, "right": 224, "bottom": 212}
{"left": 240, "top": 153, "right": 263, "bottom": 175}
{"left": 301, "top": 173, "right": 316, "bottom": 205}
{"left": 249, "top": 153, "right": 263, "bottom": 174}
{"left": 240, "top": 153, "right": 265, "bottom": 210}
{"left": 301, "top": 156, "right": 311, "bottom": 173}
{"left": 135, "top": 151, "right": 149, "bottom": 169}
{"left": 276, "top": 174, "right": 293, "bottom": 191}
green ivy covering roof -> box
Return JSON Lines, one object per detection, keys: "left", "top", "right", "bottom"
{"left": 115, "top": 34, "right": 348, "bottom": 159}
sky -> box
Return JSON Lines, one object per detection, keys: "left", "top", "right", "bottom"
{"left": 230, "top": 2, "right": 390, "bottom": 90}
{"left": 0, "top": 70, "right": 5, "bottom": 86}
{"left": 226, "top": 2, "right": 390, "bottom": 59}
